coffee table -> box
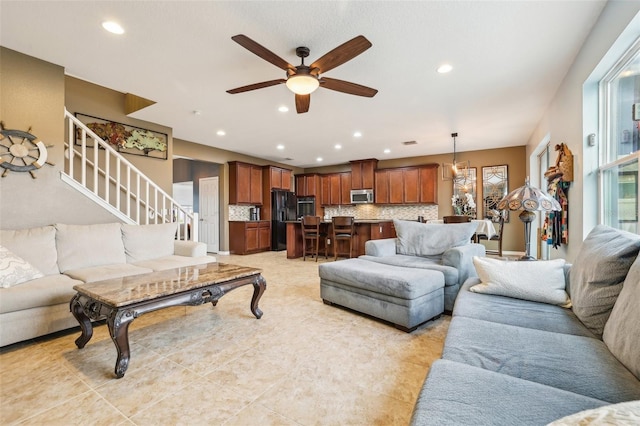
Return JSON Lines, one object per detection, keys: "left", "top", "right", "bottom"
{"left": 69, "top": 262, "right": 266, "bottom": 378}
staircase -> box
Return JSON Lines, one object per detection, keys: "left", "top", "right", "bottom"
{"left": 61, "top": 109, "right": 197, "bottom": 241}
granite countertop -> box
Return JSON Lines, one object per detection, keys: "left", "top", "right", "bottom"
{"left": 285, "top": 219, "right": 394, "bottom": 224}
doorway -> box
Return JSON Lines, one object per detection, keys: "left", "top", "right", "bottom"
{"left": 199, "top": 177, "right": 219, "bottom": 253}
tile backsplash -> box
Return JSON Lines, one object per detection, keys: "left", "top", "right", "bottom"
{"left": 324, "top": 204, "right": 438, "bottom": 221}
{"left": 229, "top": 205, "right": 252, "bottom": 221}
{"left": 230, "top": 203, "right": 438, "bottom": 221}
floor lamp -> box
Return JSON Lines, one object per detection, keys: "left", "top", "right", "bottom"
{"left": 497, "top": 178, "right": 561, "bottom": 260}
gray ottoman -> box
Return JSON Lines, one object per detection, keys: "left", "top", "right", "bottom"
{"left": 319, "top": 258, "right": 445, "bottom": 332}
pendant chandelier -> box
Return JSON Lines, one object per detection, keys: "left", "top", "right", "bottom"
{"left": 442, "top": 132, "right": 470, "bottom": 181}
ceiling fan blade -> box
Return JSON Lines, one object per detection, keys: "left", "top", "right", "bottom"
{"left": 320, "top": 77, "right": 378, "bottom": 97}
{"left": 227, "top": 79, "right": 286, "bottom": 94}
{"left": 231, "top": 35, "right": 295, "bottom": 71}
{"left": 295, "top": 94, "right": 310, "bottom": 114}
{"left": 310, "top": 35, "right": 372, "bottom": 74}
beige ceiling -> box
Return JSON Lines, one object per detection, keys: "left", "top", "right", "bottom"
{"left": 1, "top": 1, "right": 606, "bottom": 168}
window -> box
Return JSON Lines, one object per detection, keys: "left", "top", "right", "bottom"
{"left": 599, "top": 39, "right": 640, "bottom": 234}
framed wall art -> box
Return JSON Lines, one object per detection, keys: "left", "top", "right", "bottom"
{"left": 74, "top": 113, "right": 168, "bottom": 160}
{"left": 453, "top": 167, "right": 477, "bottom": 218}
{"left": 482, "top": 165, "right": 509, "bottom": 222}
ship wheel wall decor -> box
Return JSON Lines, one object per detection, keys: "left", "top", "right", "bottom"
{"left": 0, "top": 126, "right": 54, "bottom": 178}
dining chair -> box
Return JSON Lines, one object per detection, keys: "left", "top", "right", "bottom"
{"left": 477, "top": 215, "right": 505, "bottom": 257}
{"left": 301, "top": 216, "right": 327, "bottom": 262}
{"left": 331, "top": 216, "right": 355, "bottom": 261}
{"left": 443, "top": 215, "right": 472, "bottom": 223}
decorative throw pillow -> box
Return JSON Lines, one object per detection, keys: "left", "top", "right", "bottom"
{"left": 393, "top": 219, "right": 476, "bottom": 257}
{"left": 470, "top": 257, "right": 570, "bottom": 307}
{"left": 569, "top": 225, "right": 640, "bottom": 338}
{"left": 602, "top": 254, "right": 640, "bottom": 380}
{"left": 547, "top": 400, "right": 640, "bottom": 425}
{"left": 0, "top": 245, "right": 44, "bottom": 288}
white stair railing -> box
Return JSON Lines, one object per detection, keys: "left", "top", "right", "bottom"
{"left": 61, "top": 109, "right": 197, "bottom": 241}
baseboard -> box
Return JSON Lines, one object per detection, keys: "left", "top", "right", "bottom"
{"left": 215, "top": 250, "right": 230, "bottom": 255}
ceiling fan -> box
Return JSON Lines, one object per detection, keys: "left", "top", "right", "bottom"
{"left": 226, "top": 34, "right": 378, "bottom": 113}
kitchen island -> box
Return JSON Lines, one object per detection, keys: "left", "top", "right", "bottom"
{"left": 286, "top": 219, "right": 396, "bottom": 259}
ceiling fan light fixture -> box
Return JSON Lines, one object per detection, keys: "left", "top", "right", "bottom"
{"left": 285, "top": 74, "right": 319, "bottom": 95}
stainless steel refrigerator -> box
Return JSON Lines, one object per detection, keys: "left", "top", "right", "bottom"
{"left": 271, "top": 190, "right": 297, "bottom": 251}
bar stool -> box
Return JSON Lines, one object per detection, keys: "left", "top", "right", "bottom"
{"left": 301, "top": 216, "right": 327, "bottom": 262}
{"left": 332, "top": 216, "right": 355, "bottom": 261}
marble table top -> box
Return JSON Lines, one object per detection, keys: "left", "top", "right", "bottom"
{"left": 73, "top": 262, "right": 262, "bottom": 307}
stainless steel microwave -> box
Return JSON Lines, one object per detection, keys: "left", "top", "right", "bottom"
{"left": 350, "top": 189, "right": 374, "bottom": 204}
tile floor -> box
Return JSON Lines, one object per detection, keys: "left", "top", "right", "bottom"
{"left": 0, "top": 251, "right": 449, "bottom": 425}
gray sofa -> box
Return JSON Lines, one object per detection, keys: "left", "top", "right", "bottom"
{"left": 361, "top": 220, "right": 485, "bottom": 311}
{"left": 411, "top": 225, "right": 640, "bottom": 425}
{"left": 0, "top": 222, "right": 215, "bottom": 347}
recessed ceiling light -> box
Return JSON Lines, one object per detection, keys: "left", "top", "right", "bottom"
{"left": 316, "top": 157, "right": 323, "bottom": 162}
{"left": 216, "top": 130, "right": 226, "bottom": 136}
{"left": 384, "top": 149, "right": 391, "bottom": 154}
{"left": 277, "top": 144, "right": 285, "bottom": 150}
{"left": 437, "top": 64, "right": 453, "bottom": 74}
{"left": 353, "top": 131, "right": 362, "bottom": 138}
{"left": 334, "top": 144, "right": 342, "bottom": 150}
{"left": 102, "top": 21, "right": 125, "bottom": 35}
{"left": 278, "top": 106, "right": 289, "bottom": 113}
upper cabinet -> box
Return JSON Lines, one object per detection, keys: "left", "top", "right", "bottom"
{"left": 264, "top": 166, "right": 292, "bottom": 191}
{"left": 295, "top": 173, "right": 320, "bottom": 197}
{"left": 418, "top": 164, "right": 438, "bottom": 204}
{"left": 320, "top": 172, "right": 352, "bottom": 206}
{"left": 229, "top": 161, "right": 263, "bottom": 205}
{"left": 350, "top": 159, "right": 377, "bottom": 190}
{"left": 375, "top": 164, "right": 438, "bottom": 204}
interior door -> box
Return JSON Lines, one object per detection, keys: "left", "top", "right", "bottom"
{"left": 199, "top": 177, "right": 219, "bottom": 253}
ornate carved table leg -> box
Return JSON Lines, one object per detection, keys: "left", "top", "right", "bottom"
{"left": 107, "top": 309, "right": 136, "bottom": 379}
{"left": 70, "top": 294, "right": 93, "bottom": 349}
{"left": 250, "top": 275, "right": 267, "bottom": 319}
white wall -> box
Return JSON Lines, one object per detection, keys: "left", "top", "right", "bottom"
{"left": 526, "top": 1, "right": 640, "bottom": 262}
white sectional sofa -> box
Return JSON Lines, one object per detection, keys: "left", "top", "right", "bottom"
{"left": 0, "top": 222, "right": 215, "bottom": 347}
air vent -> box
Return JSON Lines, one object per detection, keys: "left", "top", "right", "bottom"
{"left": 402, "top": 140, "right": 418, "bottom": 146}
{"left": 263, "top": 155, "right": 294, "bottom": 162}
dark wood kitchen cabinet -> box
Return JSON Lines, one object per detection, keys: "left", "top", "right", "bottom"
{"left": 264, "top": 166, "right": 292, "bottom": 191}
{"left": 340, "top": 172, "right": 352, "bottom": 204}
{"left": 350, "top": 159, "right": 377, "bottom": 189}
{"left": 229, "top": 161, "right": 263, "bottom": 205}
{"left": 295, "top": 173, "right": 320, "bottom": 197}
{"left": 321, "top": 172, "right": 352, "bottom": 206}
{"left": 229, "top": 221, "right": 271, "bottom": 254}
{"left": 419, "top": 164, "right": 439, "bottom": 204}
{"left": 375, "top": 164, "right": 438, "bottom": 204}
